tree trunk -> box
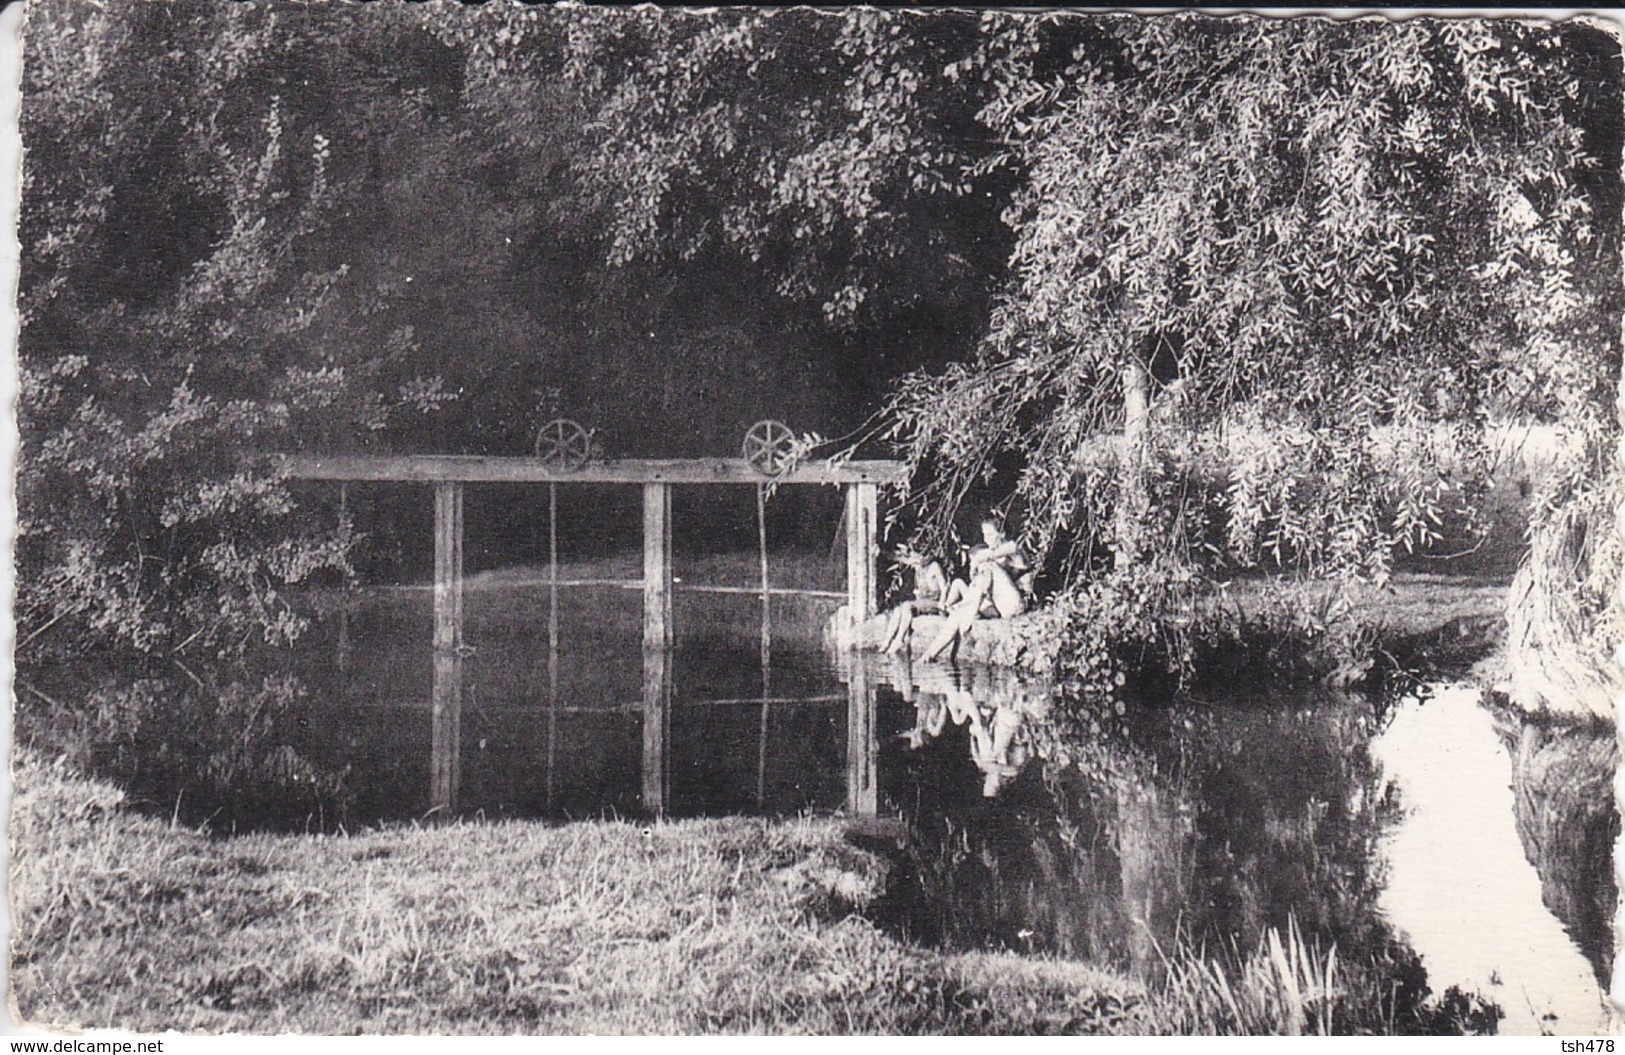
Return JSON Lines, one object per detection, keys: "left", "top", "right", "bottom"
{"left": 1115, "top": 355, "right": 1151, "bottom": 570}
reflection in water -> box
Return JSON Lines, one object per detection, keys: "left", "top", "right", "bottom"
{"left": 640, "top": 642, "right": 670, "bottom": 815}
{"left": 878, "top": 654, "right": 1049, "bottom": 799}
{"left": 335, "top": 585, "right": 860, "bottom": 821}
{"left": 853, "top": 651, "right": 1614, "bottom": 1033}
{"left": 863, "top": 652, "right": 1196, "bottom": 976}
{"left": 1494, "top": 708, "right": 1619, "bottom": 991}
{"left": 20, "top": 584, "right": 1616, "bottom": 1035}
{"left": 1372, "top": 685, "right": 1614, "bottom": 1035}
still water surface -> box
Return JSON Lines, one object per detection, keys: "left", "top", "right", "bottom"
{"left": 1373, "top": 686, "right": 1613, "bottom": 1034}
{"left": 38, "top": 581, "right": 1618, "bottom": 1033}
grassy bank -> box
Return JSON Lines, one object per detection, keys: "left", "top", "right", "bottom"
{"left": 10, "top": 750, "right": 1503, "bottom": 1036}
{"left": 1209, "top": 572, "right": 1509, "bottom": 681}
{"left": 10, "top": 750, "right": 1147, "bottom": 1035}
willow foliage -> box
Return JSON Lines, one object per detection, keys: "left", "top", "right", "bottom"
{"left": 887, "top": 16, "right": 1617, "bottom": 581}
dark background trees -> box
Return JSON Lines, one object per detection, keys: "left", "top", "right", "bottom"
{"left": 17, "top": 5, "right": 1621, "bottom": 708}
{"left": 17, "top": 3, "right": 979, "bottom": 658}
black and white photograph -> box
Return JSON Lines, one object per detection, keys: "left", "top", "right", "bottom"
{"left": 6, "top": 2, "right": 1621, "bottom": 1038}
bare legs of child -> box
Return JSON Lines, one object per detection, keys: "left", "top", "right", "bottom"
{"left": 881, "top": 560, "right": 949, "bottom": 654}
{"left": 920, "top": 562, "right": 1026, "bottom": 661}
{"left": 881, "top": 602, "right": 915, "bottom": 653}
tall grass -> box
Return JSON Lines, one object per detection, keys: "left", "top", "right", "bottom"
{"left": 1147, "top": 918, "right": 1501, "bottom": 1036}
{"left": 1150, "top": 918, "right": 1342, "bottom": 1035}
{"left": 10, "top": 749, "right": 1150, "bottom": 1035}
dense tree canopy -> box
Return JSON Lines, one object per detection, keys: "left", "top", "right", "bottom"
{"left": 551, "top": 10, "right": 1619, "bottom": 575}
{"left": 555, "top": 8, "right": 1006, "bottom": 324}
{"left": 17, "top": 5, "right": 1621, "bottom": 692}
{"left": 886, "top": 16, "right": 1619, "bottom": 580}
{"left": 20, "top": 4, "right": 541, "bottom": 657}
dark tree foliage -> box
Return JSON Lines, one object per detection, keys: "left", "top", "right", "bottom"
{"left": 554, "top": 10, "right": 1619, "bottom": 571}
{"left": 556, "top": 7, "right": 1015, "bottom": 326}
{"left": 19, "top": 5, "right": 1621, "bottom": 702}
{"left": 887, "top": 16, "right": 1619, "bottom": 582}
{"left": 18, "top": 3, "right": 562, "bottom": 659}
{"left": 554, "top": 8, "right": 1622, "bottom": 703}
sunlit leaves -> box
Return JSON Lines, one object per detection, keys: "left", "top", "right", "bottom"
{"left": 889, "top": 14, "right": 1615, "bottom": 581}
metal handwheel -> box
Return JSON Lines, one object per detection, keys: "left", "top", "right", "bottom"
{"left": 534, "top": 418, "right": 591, "bottom": 471}
{"left": 742, "top": 419, "right": 796, "bottom": 475}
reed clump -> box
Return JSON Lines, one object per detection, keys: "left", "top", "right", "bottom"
{"left": 1148, "top": 919, "right": 1345, "bottom": 1035}
{"left": 1145, "top": 918, "right": 1501, "bottom": 1036}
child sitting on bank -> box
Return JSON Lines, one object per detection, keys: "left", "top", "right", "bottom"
{"left": 921, "top": 516, "right": 1033, "bottom": 662}
{"left": 879, "top": 543, "right": 950, "bottom": 654}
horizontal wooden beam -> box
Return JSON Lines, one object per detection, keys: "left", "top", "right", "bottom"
{"left": 346, "top": 694, "right": 846, "bottom": 713}
{"left": 364, "top": 579, "right": 846, "bottom": 599}
{"left": 280, "top": 453, "right": 907, "bottom": 486}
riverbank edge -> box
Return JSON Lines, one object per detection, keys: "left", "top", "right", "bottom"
{"left": 321, "top": 556, "right": 1512, "bottom": 684}
{"left": 8, "top": 748, "right": 1152, "bottom": 1035}
{"left": 836, "top": 573, "right": 1513, "bottom": 683}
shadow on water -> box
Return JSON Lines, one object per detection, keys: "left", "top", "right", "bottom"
{"left": 1491, "top": 705, "right": 1618, "bottom": 990}
{"left": 853, "top": 651, "right": 1613, "bottom": 1034}
{"left": 16, "top": 579, "right": 1614, "bottom": 1033}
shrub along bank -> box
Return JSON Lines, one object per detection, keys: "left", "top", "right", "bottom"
{"left": 894, "top": 568, "right": 1510, "bottom": 695}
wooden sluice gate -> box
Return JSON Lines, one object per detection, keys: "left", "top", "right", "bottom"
{"left": 284, "top": 453, "right": 905, "bottom": 816}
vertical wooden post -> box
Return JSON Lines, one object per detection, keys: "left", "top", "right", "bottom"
{"left": 643, "top": 483, "right": 673, "bottom": 654}
{"left": 846, "top": 654, "right": 877, "bottom": 817}
{"left": 756, "top": 484, "right": 772, "bottom": 664}
{"left": 548, "top": 484, "right": 560, "bottom": 658}
{"left": 546, "top": 482, "right": 559, "bottom": 813}
{"left": 642, "top": 483, "right": 673, "bottom": 814}
{"left": 756, "top": 484, "right": 771, "bottom": 809}
{"left": 431, "top": 481, "right": 464, "bottom": 813}
{"left": 845, "top": 482, "right": 878, "bottom": 624}
{"left": 336, "top": 484, "right": 350, "bottom": 673}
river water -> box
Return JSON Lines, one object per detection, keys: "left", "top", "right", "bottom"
{"left": 1372, "top": 685, "right": 1614, "bottom": 1034}
{"left": 24, "top": 581, "right": 1617, "bottom": 1034}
